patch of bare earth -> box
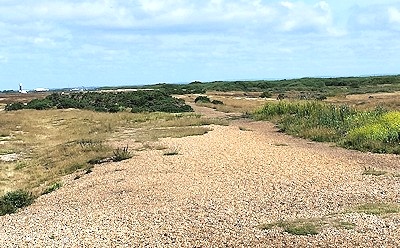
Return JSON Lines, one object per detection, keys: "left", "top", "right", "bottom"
{"left": 0, "top": 107, "right": 399, "bottom": 247}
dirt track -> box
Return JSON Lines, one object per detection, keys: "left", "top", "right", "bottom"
{"left": 0, "top": 106, "right": 399, "bottom": 247}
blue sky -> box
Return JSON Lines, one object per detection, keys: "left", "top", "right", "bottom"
{"left": 0, "top": 0, "right": 400, "bottom": 90}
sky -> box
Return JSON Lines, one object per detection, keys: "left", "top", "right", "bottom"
{"left": 1, "top": 0, "right": 400, "bottom": 90}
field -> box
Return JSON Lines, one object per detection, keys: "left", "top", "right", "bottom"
{"left": 0, "top": 94, "right": 223, "bottom": 196}
{"left": 0, "top": 80, "right": 400, "bottom": 246}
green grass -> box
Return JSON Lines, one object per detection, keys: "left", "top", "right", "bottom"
{"left": 352, "top": 203, "right": 400, "bottom": 215}
{"left": 254, "top": 101, "right": 400, "bottom": 154}
{"left": 42, "top": 182, "right": 62, "bottom": 195}
{"left": 362, "top": 167, "right": 387, "bottom": 176}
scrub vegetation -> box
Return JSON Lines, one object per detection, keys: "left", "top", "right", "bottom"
{"left": 254, "top": 101, "right": 400, "bottom": 154}
{"left": 5, "top": 91, "right": 193, "bottom": 113}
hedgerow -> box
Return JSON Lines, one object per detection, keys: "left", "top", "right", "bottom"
{"left": 5, "top": 91, "right": 193, "bottom": 113}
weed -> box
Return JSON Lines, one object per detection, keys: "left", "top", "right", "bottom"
{"left": 239, "top": 126, "right": 251, "bottom": 131}
{"left": 260, "top": 219, "right": 319, "bottom": 236}
{"left": 113, "top": 146, "right": 132, "bottom": 162}
{"left": 335, "top": 221, "right": 356, "bottom": 230}
{"left": 0, "top": 190, "right": 34, "bottom": 216}
{"left": 163, "top": 147, "right": 179, "bottom": 156}
{"left": 14, "top": 162, "right": 27, "bottom": 170}
{"left": 353, "top": 203, "right": 400, "bottom": 215}
{"left": 63, "top": 163, "right": 86, "bottom": 174}
{"left": 42, "top": 182, "right": 62, "bottom": 195}
{"left": 85, "top": 165, "right": 94, "bottom": 174}
{"left": 87, "top": 156, "right": 112, "bottom": 165}
{"left": 362, "top": 167, "right": 387, "bottom": 176}
{"left": 274, "top": 143, "right": 289, "bottom": 147}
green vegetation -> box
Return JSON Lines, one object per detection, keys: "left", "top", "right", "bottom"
{"left": 113, "top": 75, "right": 400, "bottom": 96}
{"left": 362, "top": 167, "right": 387, "bottom": 176}
{"left": 261, "top": 203, "right": 400, "bottom": 235}
{"left": 352, "top": 203, "right": 400, "bottom": 215}
{"left": 260, "top": 219, "right": 318, "bottom": 235}
{"left": 5, "top": 91, "right": 193, "bottom": 113}
{"left": 0, "top": 190, "right": 34, "bottom": 216}
{"left": 194, "top": 96, "right": 211, "bottom": 103}
{"left": 254, "top": 101, "right": 400, "bottom": 154}
{"left": 42, "top": 182, "right": 62, "bottom": 195}
{"left": 112, "top": 146, "right": 132, "bottom": 162}
{"left": 260, "top": 91, "right": 273, "bottom": 98}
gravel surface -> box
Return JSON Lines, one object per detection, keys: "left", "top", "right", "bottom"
{"left": 1, "top": 108, "right": 399, "bottom": 247}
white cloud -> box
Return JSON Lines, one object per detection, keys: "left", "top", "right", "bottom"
{"left": 348, "top": 3, "right": 400, "bottom": 31}
{"left": 388, "top": 7, "right": 400, "bottom": 23}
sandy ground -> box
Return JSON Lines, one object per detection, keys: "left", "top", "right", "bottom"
{"left": 0, "top": 106, "right": 399, "bottom": 247}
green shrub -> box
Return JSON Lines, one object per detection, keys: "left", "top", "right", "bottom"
{"left": 5, "top": 102, "right": 25, "bottom": 111}
{"left": 194, "top": 96, "right": 211, "bottom": 103}
{"left": 260, "top": 92, "right": 272, "bottom": 98}
{"left": 7, "top": 91, "right": 193, "bottom": 114}
{"left": 255, "top": 101, "right": 400, "bottom": 154}
{"left": 0, "top": 190, "right": 34, "bottom": 216}
{"left": 113, "top": 146, "right": 132, "bottom": 162}
{"left": 211, "top": 100, "right": 224, "bottom": 105}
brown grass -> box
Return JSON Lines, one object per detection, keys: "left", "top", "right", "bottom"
{"left": 0, "top": 108, "right": 220, "bottom": 196}
{"left": 326, "top": 91, "right": 400, "bottom": 110}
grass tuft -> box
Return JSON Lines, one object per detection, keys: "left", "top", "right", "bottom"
{"left": 353, "top": 203, "right": 400, "bottom": 215}
{"left": 112, "top": 145, "right": 132, "bottom": 162}
{"left": 362, "top": 167, "right": 387, "bottom": 176}
{"left": 42, "top": 182, "right": 62, "bottom": 195}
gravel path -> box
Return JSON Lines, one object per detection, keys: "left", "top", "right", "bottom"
{"left": 1, "top": 108, "right": 399, "bottom": 247}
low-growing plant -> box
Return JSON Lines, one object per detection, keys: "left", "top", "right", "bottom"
{"left": 42, "top": 182, "right": 62, "bottom": 195}
{"left": 0, "top": 190, "right": 34, "bottom": 216}
{"left": 113, "top": 145, "right": 132, "bottom": 162}
{"left": 352, "top": 203, "right": 400, "bottom": 215}
{"left": 362, "top": 167, "right": 387, "bottom": 176}
{"left": 163, "top": 147, "right": 179, "bottom": 156}
{"left": 239, "top": 126, "right": 251, "bottom": 131}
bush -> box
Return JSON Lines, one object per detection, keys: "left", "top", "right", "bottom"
{"left": 0, "top": 190, "right": 34, "bottom": 216}
{"left": 5, "top": 102, "right": 25, "bottom": 111}
{"left": 211, "top": 100, "right": 224, "bottom": 105}
{"left": 194, "top": 96, "right": 211, "bottom": 103}
{"left": 6, "top": 91, "right": 193, "bottom": 114}
{"left": 260, "top": 92, "right": 272, "bottom": 98}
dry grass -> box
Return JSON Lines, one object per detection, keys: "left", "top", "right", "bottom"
{"left": 0, "top": 108, "right": 220, "bottom": 196}
{"left": 0, "top": 92, "right": 50, "bottom": 105}
{"left": 326, "top": 91, "right": 400, "bottom": 110}
{"left": 182, "top": 92, "right": 268, "bottom": 114}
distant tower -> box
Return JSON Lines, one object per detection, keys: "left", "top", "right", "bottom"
{"left": 19, "top": 83, "right": 22, "bottom": 92}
